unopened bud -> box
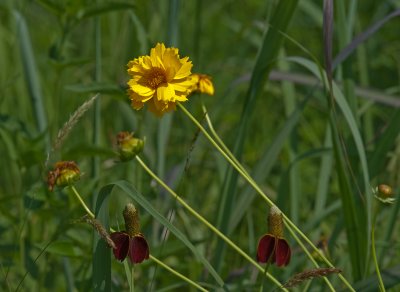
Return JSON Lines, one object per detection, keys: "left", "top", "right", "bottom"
{"left": 117, "top": 132, "right": 144, "bottom": 161}
{"left": 374, "top": 184, "right": 396, "bottom": 204}
{"left": 189, "top": 73, "right": 215, "bottom": 96}
{"left": 47, "top": 161, "right": 80, "bottom": 191}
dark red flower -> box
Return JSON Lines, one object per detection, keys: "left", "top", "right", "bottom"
{"left": 110, "top": 203, "right": 149, "bottom": 264}
{"left": 110, "top": 231, "right": 149, "bottom": 263}
{"left": 256, "top": 206, "right": 291, "bottom": 267}
{"left": 256, "top": 234, "right": 291, "bottom": 267}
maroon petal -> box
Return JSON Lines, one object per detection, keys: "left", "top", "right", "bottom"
{"left": 275, "top": 238, "right": 291, "bottom": 267}
{"left": 256, "top": 234, "right": 276, "bottom": 263}
{"left": 128, "top": 234, "right": 150, "bottom": 264}
{"left": 110, "top": 232, "right": 130, "bottom": 261}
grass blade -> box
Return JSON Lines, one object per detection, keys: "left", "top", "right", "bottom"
{"left": 92, "top": 185, "right": 113, "bottom": 292}
{"left": 96, "top": 181, "right": 226, "bottom": 289}
{"left": 13, "top": 10, "right": 49, "bottom": 148}
{"left": 288, "top": 56, "right": 372, "bottom": 280}
{"left": 214, "top": 0, "right": 299, "bottom": 271}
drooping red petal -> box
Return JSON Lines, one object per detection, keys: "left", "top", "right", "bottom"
{"left": 128, "top": 234, "right": 150, "bottom": 264}
{"left": 256, "top": 234, "right": 276, "bottom": 263}
{"left": 275, "top": 238, "right": 291, "bottom": 267}
{"left": 110, "top": 232, "right": 130, "bottom": 261}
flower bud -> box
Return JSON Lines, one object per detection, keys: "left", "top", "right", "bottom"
{"left": 117, "top": 132, "right": 144, "bottom": 161}
{"left": 47, "top": 161, "right": 80, "bottom": 191}
{"left": 374, "top": 184, "right": 396, "bottom": 204}
{"left": 268, "top": 205, "right": 284, "bottom": 238}
{"left": 189, "top": 73, "right": 215, "bottom": 96}
{"left": 123, "top": 203, "right": 141, "bottom": 236}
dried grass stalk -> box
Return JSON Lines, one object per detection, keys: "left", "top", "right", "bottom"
{"left": 283, "top": 267, "right": 342, "bottom": 288}
{"left": 45, "top": 94, "right": 99, "bottom": 167}
{"left": 79, "top": 214, "right": 116, "bottom": 249}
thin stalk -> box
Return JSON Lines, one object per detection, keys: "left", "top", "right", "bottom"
{"left": 286, "top": 224, "right": 335, "bottom": 291}
{"left": 71, "top": 186, "right": 95, "bottom": 218}
{"left": 131, "top": 265, "right": 134, "bottom": 292}
{"left": 179, "top": 103, "right": 354, "bottom": 291}
{"left": 150, "top": 255, "right": 208, "bottom": 292}
{"left": 69, "top": 185, "right": 208, "bottom": 292}
{"left": 372, "top": 226, "right": 385, "bottom": 291}
{"left": 135, "top": 156, "right": 286, "bottom": 291}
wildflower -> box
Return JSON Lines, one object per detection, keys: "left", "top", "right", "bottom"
{"left": 47, "top": 161, "right": 80, "bottom": 191}
{"left": 127, "top": 43, "right": 197, "bottom": 116}
{"left": 373, "top": 184, "right": 396, "bottom": 204}
{"left": 189, "top": 73, "right": 215, "bottom": 95}
{"left": 257, "top": 206, "right": 291, "bottom": 267}
{"left": 110, "top": 203, "right": 149, "bottom": 264}
{"left": 117, "top": 131, "right": 144, "bottom": 161}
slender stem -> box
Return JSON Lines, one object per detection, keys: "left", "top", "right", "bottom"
{"left": 69, "top": 185, "right": 208, "bottom": 291}
{"left": 150, "top": 255, "right": 207, "bottom": 292}
{"left": 179, "top": 103, "right": 354, "bottom": 291}
{"left": 135, "top": 156, "right": 287, "bottom": 291}
{"left": 372, "top": 226, "right": 385, "bottom": 292}
{"left": 286, "top": 224, "right": 335, "bottom": 291}
{"left": 131, "top": 264, "right": 134, "bottom": 292}
{"left": 204, "top": 106, "right": 336, "bottom": 290}
{"left": 70, "top": 186, "right": 95, "bottom": 218}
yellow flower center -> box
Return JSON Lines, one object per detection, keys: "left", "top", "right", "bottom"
{"left": 146, "top": 68, "right": 167, "bottom": 89}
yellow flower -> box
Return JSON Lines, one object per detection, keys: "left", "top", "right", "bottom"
{"left": 189, "top": 73, "right": 215, "bottom": 96}
{"left": 127, "top": 43, "right": 196, "bottom": 116}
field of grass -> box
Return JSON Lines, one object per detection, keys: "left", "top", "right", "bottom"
{"left": 1, "top": 0, "right": 400, "bottom": 291}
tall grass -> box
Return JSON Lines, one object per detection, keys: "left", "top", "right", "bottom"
{"left": 1, "top": 0, "right": 400, "bottom": 291}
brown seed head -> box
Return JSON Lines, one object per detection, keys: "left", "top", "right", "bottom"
{"left": 268, "top": 205, "right": 284, "bottom": 238}
{"left": 123, "top": 203, "right": 141, "bottom": 236}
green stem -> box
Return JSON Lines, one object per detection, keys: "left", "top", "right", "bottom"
{"left": 203, "top": 103, "right": 336, "bottom": 290}
{"left": 372, "top": 226, "right": 385, "bottom": 291}
{"left": 150, "top": 255, "right": 207, "bottom": 292}
{"left": 179, "top": 103, "right": 354, "bottom": 291}
{"left": 70, "top": 186, "right": 95, "bottom": 218}
{"left": 286, "top": 224, "right": 335, "bottom": 291}
{"left": 131, "top": 264, "right": 134, "bottom": 292}
{"left": 69, "top": 185, "right": 208, "bottom": 291}
{"left": 135, "top": 156, "right": 286, "bottom": 291}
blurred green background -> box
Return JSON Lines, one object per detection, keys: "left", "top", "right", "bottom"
{"left": 1, "top": 0, "right": 400, "bottom": 291}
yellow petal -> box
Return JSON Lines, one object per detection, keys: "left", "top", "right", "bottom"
{"left": 156, "top": 83, "right": 175, "bottom": 102}
{"left": 130, "top": 83, "right": 155, "bottom": 97}
{"left": 199, "top": 79, "right": 215, "bottom": 95}
{"left": 174, "top": 59, "right": 192, "bottom": 79}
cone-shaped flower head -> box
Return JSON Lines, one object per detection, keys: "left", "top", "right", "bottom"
{"left": 189, "top": 73, "right": 215, "bottom": 95}
{"left": 127, "top": 43, "right": 197, "bottom": 116}
{"left": 256, "top": 206, "right": 291, "bottom": 267}
{"left": 374, "top": 184, "right": 396, "bottom": 204}
{"left": 117, "top": 131, "right": 144, "bottom": 161}
{"left": 47, "top": 161, "right": 80, "bottom": 191}
{"left": 110, "top": 203, "right": 149, "bottom": 264}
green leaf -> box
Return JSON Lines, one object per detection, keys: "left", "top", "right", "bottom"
{"left": 99, "top": 181, "right": 226, "bottom": 288}
{"left": 287, "top": 56, "right": 371, "bottom": 280}
{"left": 214, "top": 0, "right": 299, "bottom": 272}
{"left": 93, "top": 185, "right": 113, "bottom": 292}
